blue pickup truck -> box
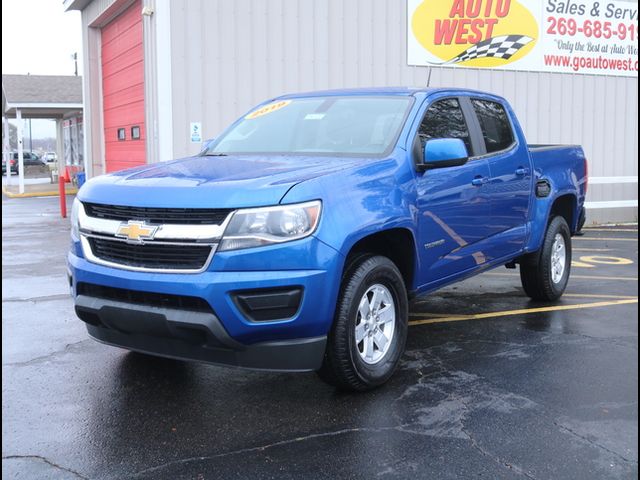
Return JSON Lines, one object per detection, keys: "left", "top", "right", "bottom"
{"left": 68, "top": 87, "right": 587, "bottom": 391}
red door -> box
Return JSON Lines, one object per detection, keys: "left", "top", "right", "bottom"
{"left": 101, "top": 0, "right": 145, "bottom": 173}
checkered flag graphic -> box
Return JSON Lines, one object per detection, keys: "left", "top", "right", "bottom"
{"left": 432, "top": 35, "right": 534, "bottom": 65}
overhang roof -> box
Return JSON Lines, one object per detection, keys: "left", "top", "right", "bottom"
{"left": 2, "top": 74, "right": 83, "bottom": 119}
{"left": 63, "top": 0, "right": 92, "bottom": 11}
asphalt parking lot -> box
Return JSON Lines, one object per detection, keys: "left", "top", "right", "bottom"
{"left": 2, "top": 195, "right": 638, "bottom": 480}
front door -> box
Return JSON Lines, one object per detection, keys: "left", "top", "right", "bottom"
{"left": 414, "top": 98, "right": 493, "bottom": 288}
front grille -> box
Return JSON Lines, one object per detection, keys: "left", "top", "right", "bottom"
{"left": 83, "top": 202, "right": 232, "bottom": 225}
{"left": 88, "top": 237, "right": 212, "bottom": 270}
{"left": 77, "top": 283, "right": 213, "bottom": 313}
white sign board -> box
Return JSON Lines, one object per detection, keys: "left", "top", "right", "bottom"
{"left": 190, "top": 122, "right": 202, "bottom": 143}
{"left": 408, "top": 0, "right": 638, "bottom": 77}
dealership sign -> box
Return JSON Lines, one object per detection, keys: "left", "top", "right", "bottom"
{"left": 408, "top": 0, "right": 638, "bottom": 77}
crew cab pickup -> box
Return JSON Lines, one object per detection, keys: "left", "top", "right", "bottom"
{"left": 68, "top": 88, "right": 587, "bottom": 391}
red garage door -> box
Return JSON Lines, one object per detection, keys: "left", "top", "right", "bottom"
{"left": 101, "top": 0, "right": 145, "bottom": 173}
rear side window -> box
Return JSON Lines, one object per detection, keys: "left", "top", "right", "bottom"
{"left": 417, "top": 98, "right": 472, "bottom": 154}
{"left": 471, "top": 99, "right": 514, "bottom": 154}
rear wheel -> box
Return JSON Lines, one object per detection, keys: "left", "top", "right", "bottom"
{"left": 520, "top": 216, "right": 572, "bottom": 301}
{"left": 317, "top": 255, "right": 408, "bottom": 391}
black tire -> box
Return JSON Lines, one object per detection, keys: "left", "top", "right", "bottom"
{"left": 520, "top": 216, "right": 572, "bottom": 301}
{"left": 316, "top": 255, "right": 408, "bottom": 391}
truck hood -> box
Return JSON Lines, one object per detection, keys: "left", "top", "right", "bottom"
{"left": 78, "top": 154, "right": 365, "bottom": 208}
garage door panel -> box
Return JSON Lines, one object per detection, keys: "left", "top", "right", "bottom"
{"left": 104, "top": 150, "right": 146, "bottom": 163}
{"left": 101, "top": 24, "right": 143, "bottom": 63}
{"left": 101, "top": 46, "right": 144, "bottom": 79}
{"left": 102, "top": 82, "right": 144, "bottom": 106}
{"left": 103, "top": 84, "right": 145, "bottom": 111}
{"left": 102, "top": 61, "right": 144, "bottom": 97}
{"left": 101, "top": 3, "right": 142, "bottom": 45}
{"left": 103, "top": 143, "right": 146, "bottom": 161}
{"left": 103, "top": 103, "right": 145, "bottom": 128}
{"left": 106, "top": 160, "right": 146, "bottom": 174}
{"left": 103, "top": 142, "right": 146, "bottom": 159}
{"left": 101, "top": 0, "right": 145, "bottom": 172}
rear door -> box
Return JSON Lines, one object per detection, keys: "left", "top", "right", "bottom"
{"left": 414, "top": 97, "right": 493, "bottom": 288}
{"left": 470, "top": 99, "right": 532, "bottom": 257}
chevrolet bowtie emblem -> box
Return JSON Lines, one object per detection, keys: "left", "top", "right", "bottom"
{"left": 115, "top": 221, "right": 158, "bottom": 242}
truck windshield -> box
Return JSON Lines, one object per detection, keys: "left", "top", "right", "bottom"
{"left": 205, "top": 96, "right": 412, "bottom": 156}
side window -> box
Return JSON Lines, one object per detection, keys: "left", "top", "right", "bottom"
{"left": 471, "top": 99, "right": 514, "bottom": 154}
{"left": 417, "top": 98, "right": 472, "bottom": 155}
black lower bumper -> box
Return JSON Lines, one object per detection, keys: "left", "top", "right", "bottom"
{"left": 75, "top": 295, "right": 326, "bottom": 372}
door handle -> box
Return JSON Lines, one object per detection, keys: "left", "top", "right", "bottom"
{"left": 515, "top": 167, "right": 530, "bottom": 176}
{"left": 472, "top": 176, "right": 489, "bottom": 186}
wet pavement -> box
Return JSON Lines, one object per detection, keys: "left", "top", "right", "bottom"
{"left": 2, "top": 195, "right": 638, "bottom": 479}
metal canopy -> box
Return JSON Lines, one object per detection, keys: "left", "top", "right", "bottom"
{"left": 2, "top": 74, "right": 83, "bottom": 119}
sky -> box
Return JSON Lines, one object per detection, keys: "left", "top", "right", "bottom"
{"left": 2, "top": 0, "right": 82, "bottom": 140}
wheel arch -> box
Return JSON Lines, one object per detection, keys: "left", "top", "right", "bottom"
{"left": 342, "top": 228, "right": 418, "bottom": 293}
{"left": 526, "top": 190, "right": 579, "bottom": 253}
{"left": 549, "top": 193, "right": 577, "bottom": 232}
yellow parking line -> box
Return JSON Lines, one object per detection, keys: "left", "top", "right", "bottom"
{"left": 408, "top": 311, "right": 475, "bottom": 319}
{"left": 408, "top": 299, "right": 638, "bottom": 326}
{"left": 563, "top": 293, "right": 639, "bottom": 299}
{"left": 413, "top": 293, "right": 636, "bottom": 312}
{"left": 574, "top": 237, "right": 637, "bottom": 242}
{"left": 584, "top": 228, "right": 638, "bottom": 232}
{"left": 2, "top": 187, "right": 78, "bottom": 198}
{"left": 486, "top": 272, "right": 638, "bottom": 281}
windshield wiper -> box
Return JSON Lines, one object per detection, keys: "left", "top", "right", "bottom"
{"left": 203, "top": 152, "right": 228, "bottom": 157}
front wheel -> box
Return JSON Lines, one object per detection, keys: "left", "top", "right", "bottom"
{"left": 520, "top": 216, "right": 572, "bottom": 301}
{"left": 316, "top": 255, "right": 408, "bottom": 391}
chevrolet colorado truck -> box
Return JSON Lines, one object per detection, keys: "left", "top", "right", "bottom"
{"left": 68, "top": 88, "right": 587, "bottom": 391}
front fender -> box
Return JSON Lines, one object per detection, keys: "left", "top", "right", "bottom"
{"left": 281, "top": 153, "right": 419, "bottom": 271}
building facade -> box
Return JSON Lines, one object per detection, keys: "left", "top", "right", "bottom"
{"left": 65, "top": 0, "right": 638, "bottom": 224}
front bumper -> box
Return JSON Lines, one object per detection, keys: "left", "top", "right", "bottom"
{"left": 68, "top": 235, "right": 343, "bottom": 371}
{"left": 76, "top": 295, "right": 326, "bottom": 371}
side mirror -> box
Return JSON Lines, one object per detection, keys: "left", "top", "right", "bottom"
{"left": 418, "top": 138, "right": 468, "bottom": 171}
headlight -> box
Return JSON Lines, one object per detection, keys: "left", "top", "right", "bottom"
{"left": 219, "top": 201, "right": 321, "bottom": 251}
{"left": 70, "top": 198, "right": 81, "bottom": 239}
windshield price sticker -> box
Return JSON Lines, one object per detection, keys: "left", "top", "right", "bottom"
{"left": 245, "top": 100, "right": 292, "bottom": 120}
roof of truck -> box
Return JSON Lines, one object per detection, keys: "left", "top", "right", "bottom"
{"left": 277, "top": 87, "right": 496, "bottom": 99}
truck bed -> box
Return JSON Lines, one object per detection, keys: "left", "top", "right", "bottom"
{"left": 528, "top": 144, "right": 586, "bottom": 184}
{"left": 528, "top": 144, "right": 582, "bottom": 151}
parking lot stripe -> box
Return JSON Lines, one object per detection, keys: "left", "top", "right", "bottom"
{"left": 486, "top": 272, "right": 638, "bottom": 281}
{"left": 573, "top": 248, "right": 612, "bottom": 252}
{"left": 408, "top": 299, "right": 638, "bottom": 326}
{"left": 414, "top": 293, "right": 637, "bottom": 305}
{"left": 583, "top": 228, "right": 638, "bottom": 233}
{"left": 563, "top": 293, "right": 639, "bottom": 299}
{"left": 574, "top": 237, "right": 638, "bottom": 242}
